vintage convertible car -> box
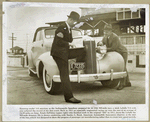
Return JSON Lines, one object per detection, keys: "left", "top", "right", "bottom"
{"left": 27, "top": 26, "right": 127, "bottom": 94}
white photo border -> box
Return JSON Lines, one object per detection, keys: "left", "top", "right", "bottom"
{"left": 2, "top": 2, "right": 149, "bottom": 121}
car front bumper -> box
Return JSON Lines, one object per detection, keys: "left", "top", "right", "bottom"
{"left": 53, "top": 70, "right": 127, "bottom": 83}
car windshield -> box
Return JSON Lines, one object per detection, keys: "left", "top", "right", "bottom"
{"left": 72, "top": 30, "right": 82, "bottom": 37}
{"left": 45, "top": 29, "right": 82, "bottom": 39}
{"left": 45, "top": 29, "right": 56, "bottom": 39}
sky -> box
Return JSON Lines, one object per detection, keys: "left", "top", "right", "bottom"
{"left": 5, "top": 5, "right": 81, "bottom": 51}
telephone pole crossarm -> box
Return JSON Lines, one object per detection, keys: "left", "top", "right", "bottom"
{"left": 9, "top": 33, "right": 17, "bottom": 53}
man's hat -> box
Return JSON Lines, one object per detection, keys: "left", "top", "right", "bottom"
{"left": 67, "top": 11, "right": 80, "bottom": 21}
{"left": 103, "top": 24, "right": 113, "bottom": 30}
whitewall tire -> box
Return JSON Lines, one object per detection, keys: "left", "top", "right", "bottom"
{"left": 43, "top": 67, "right": 61, "bottom": 94}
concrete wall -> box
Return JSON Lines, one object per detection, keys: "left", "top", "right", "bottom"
{"left": 7, "top": 55, "right": 28, "bottom": 67}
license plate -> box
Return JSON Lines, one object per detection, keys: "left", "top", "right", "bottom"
{"left": 70, "top": 62, "right": 85, "bottom": 71}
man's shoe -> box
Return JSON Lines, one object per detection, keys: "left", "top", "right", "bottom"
{"left": 125, "top": 82, "right": 131, "bottom": 87}
{"left": 66, "top": 97, "right": 81, "bottom": 103}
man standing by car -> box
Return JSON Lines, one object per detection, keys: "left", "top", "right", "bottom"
{"left": 51, "top": 11, "right": 85, "bottom": 103}
{"left": 97, "top": 24, "right": 131, "bottom": 90}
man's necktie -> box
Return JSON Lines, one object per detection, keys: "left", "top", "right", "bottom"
{"left": 70, "top": 28, "right": 73, "bottom": 41}
{"left": 70, "top": 28, "right": 72, "bottom": 34}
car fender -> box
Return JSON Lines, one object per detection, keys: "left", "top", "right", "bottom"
{"left": 27, "top": 51, "right": 35, "bottom": 68}
{"left": 97, "top": 52, "right": 125, "bottom": 73}
{"left": 36, "top": 52, "right": 59, "bottom": 78}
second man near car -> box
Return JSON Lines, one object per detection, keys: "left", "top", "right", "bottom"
{"left": 97, "top": 24, "right": 131, "bottom": 90}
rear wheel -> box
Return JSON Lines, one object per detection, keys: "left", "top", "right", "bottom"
{"left": 43, "top": 67, "right": 61, "bottom": 95}
{"left": 101, "top": 79, "right": 120, "bottom": 88}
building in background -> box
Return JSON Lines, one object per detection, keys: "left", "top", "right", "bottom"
{"left": 79, "top": 8, "right": 145, "bottom": 73}
{"left": 10, "top": 46, "right": 24, "bottom": 55}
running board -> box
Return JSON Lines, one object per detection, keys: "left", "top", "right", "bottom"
{"left": 29, "top": 68, "right": 37, "bottom": 74}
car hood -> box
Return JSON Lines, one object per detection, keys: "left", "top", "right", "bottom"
{"left": 72, "top": 35, "right": 95, "bottom": 47}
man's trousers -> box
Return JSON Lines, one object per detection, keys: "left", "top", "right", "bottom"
{"left": 120, "top": 52, "right": 130, "bottom": 85}
{"left": 52, "top": 48, "right": 86, "bottom": 101}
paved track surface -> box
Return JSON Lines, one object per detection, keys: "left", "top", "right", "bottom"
{"left": 7, "top": 67, "right": 145, "bottom": 104}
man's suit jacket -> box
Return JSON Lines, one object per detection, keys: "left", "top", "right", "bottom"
{"left": 102, "top": 32, "right": 127, "bottom": 54}
{"left": 51, "top": 23, "right": 73, "bottom": 61}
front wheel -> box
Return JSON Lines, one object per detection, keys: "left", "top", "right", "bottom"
{"left": 101, "top": 79, "right": 120, "bottom": 88}
{"left": 43, "top": 67, "right": 61, "bottom": 95}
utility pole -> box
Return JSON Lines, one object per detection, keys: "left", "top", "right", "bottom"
{"left": 9, "top": 33, "right": 16, "bottom": 53}
{"left": 26, "top": 34, "right": 29, "bottom": 53}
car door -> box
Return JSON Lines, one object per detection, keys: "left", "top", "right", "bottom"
{"left": 31, "top": 30, "right": 45, "bottom": 66}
